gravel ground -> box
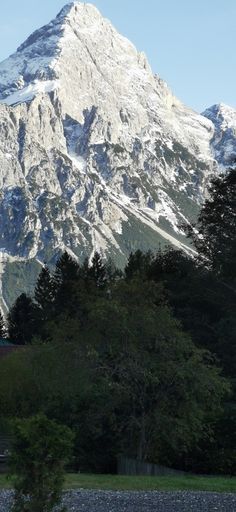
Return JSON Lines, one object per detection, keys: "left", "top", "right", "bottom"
{"left": 0, "top": 489, "right": 235, "bottom": 511}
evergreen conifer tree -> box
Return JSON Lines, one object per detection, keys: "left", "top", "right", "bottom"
{"left": 35, "top": 265, "right": 55, "bottom": 311}
{"left": 88, "top": 252, "right": 107, "bottom": 288}
{"left": 81, "top": 256, "right": 89, "bottom": 280}
{"left": 54, "top": 252, "right": 80, "bottom": 288}
{"left": 185, "top": 168, "right": 236, "bottom": 280}
{"left": 125, "top": 250, "right": 153, "bottom": 280}
{"left": 8, "top": 294, "right": 36, "bottom": 344}
{"left": 34, "top": 265, "right": 56, "bottom": 336}
{"left": 53, "top": 252, "right": 80, "bottom": 314}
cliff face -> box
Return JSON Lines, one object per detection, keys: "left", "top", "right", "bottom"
{"left": 0, "top": 2, "right": 235, "bottom": 307}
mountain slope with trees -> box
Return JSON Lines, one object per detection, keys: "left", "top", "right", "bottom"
{"left": 1, "top": 169, "right": 236, "bottom": 474}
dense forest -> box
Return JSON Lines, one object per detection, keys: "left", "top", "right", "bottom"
{"left": 0, "top": 170, "right": 235, "bottom": 475}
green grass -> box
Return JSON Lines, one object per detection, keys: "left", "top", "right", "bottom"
{"left": 0, "top": 473, "right": 235, "bottom": 493}
{"left": 65, "top": 474, "right": 236, "bottom": 493}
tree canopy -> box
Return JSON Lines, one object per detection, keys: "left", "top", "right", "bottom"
{"left": 0, "top": 250, "right": 231, "bottom": 473}
{"left": 185, "top": 168, "right": 236, "bottom": 281}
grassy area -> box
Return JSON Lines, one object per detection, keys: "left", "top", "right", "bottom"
{"left": 0, "top": 473, "right": 235, "bottom": 493}
{"left": 65, "top": 473, "right": 236, "bottom": 493}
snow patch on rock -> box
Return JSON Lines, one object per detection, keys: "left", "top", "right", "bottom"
{"left": 0, "top": 80, "right": 59, "bottom": 106}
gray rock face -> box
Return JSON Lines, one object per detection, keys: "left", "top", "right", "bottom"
{"left": 0, "top": 1, "right": 236, "bottom": 306}
{"left": 203, "top": 103, "right": 236, "bottom": 168}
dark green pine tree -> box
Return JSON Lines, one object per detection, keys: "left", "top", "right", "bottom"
{"left": 8, "top": 293, "right": 36, "bottom": 345}
{"left": 81, "top": 257, "right": 89, "bottom": 280}
{"left": 34, "top": 265, "right": 56, "bottom": 336}
{"left": 185, "top": 168, "right": 236, "bottom": 281}
{"left": 35, "top": 265, "right": 55, "bottom": 311}
{"left": 54, "top": 252, "right": 80, "bottom": 287}
{"left": 148, "top": 247, "right": 194, "bottom": 282}
{"left": 53, "top": 252, "right": 80, "bottom": 314}
{"left": 125, "top": 250, "right": 154, "bottom": 280}
{"left": 81, "top": 254, "right": 120, "bottom": 287}
{"left": 88, "top": 252, "right": 107, "bottom": 288}
{"left": 0, "top": 311, "right": 7, "bottom": 339}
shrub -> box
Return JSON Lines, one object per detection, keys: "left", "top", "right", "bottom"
{"left": 9, "top": 413, "right": 74, "bottom": 512}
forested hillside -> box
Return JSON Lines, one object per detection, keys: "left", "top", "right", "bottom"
{"left": 0, "top": 170, "right": 235, "bottom": 475}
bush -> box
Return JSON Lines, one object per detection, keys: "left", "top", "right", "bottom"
{"left": 9, "top": 413, "right": 74, "bottom": 512}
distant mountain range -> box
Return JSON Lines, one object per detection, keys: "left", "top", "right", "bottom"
{"left": 0, "top": 1, "right": 236, "bottom": 308}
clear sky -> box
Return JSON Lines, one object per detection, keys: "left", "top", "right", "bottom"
{"left": 0, "top": 0, "right": 235, "bottom": 112}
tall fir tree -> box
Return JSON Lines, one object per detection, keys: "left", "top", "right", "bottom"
{"left": 54, "top": 252, "right": 80, "bottom": 288}
{"left": 53, "top": 252, "right": 80, "bottom": 314}
{"left": 185, "top": 168, "right": 236, "bottom": 281}
{"left": 34, "top": 265, "right": 56, "bottom": 337}
{"left": 88, "top": 252, "right": 107, "bottom": 288}
{"left": 35, "top": 266, "right": 55, "bottom": 311}
{"left": 125, "top": 250, "right": 154, "bottom": 280}
{"left": 8, "top": 293, "right": 36, "bottom": 345}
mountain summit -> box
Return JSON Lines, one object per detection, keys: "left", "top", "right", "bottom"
{"left": 0, "top": 1, "right": 154, "bottom": 122}
{"left": 0, "top": 3, "right": 104, "bottom": 104}
{"left": 0, "top": 2, "right": 236, "bottom": 308}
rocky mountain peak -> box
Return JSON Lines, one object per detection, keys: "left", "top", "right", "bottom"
{"left": 203, "top": 103, "right": 236, "bottom": 131}
{"left": 203, "top": 103, "right": 236, "bottom": 168}
{"left": 56, "top": 2, "right": 102, "bottom": 23}
{"left": 0, "top": 3, "right": 111, "bottom": 103}
{"left": 0, "top": 3, "right": 236, "bottom": 308}
{"left": 0, "top": 1, "right": 155, "bottom": 127}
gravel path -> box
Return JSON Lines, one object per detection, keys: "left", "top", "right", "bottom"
{"left": 0, "top": 489, "right": 235, "bottom": 511}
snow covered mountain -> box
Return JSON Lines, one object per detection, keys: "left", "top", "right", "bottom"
{"left": 0, "top": 1, "right": 236, "bottom": 308}
{"left": 203, "top": 103, "right": 236, "bottom": 168}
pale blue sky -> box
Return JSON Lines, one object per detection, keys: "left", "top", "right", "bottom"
{"left": 0, "top": 0, "right": 235, "bottom": 112}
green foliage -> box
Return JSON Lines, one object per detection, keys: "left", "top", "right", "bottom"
{"left": 9, "top": 413, "right": 74, "bottom": 512}
{"left": 52, "top": 252, "right": 81, "bottom": 315}
{"left": 125, "top": 250, "right": 154, "bottom": 280}
{"left": 88, "top": 252, "right": 108, "bottom": 288}
{"left": 1, "top": 238, "right": 235, "bottom": 475}
{"left": 54, "top": 252, "right": 80, "bottom": 288}
{"left": 34, "top": 266, "right": 55, "bottom": 312}
{"left": 185, "top": 168, "right": 236, "bottom": 281}
{"left": 0, "top": 472, "right": 235, "bottom": 493}
{"left": 7, "top": 293, "right": 37, "bottom": 344}
{"left": 0, "top": 272, "right": 229, "bottom": 473}
{"left": 34, "top": 266, "right": 56, "bottom": 338}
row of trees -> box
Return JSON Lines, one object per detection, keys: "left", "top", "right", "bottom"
{"left": 0, "top": 169, "right": 235, "bottom": 474}
{"left": 0, "top": 252, "right": 120, "bottom": 343}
